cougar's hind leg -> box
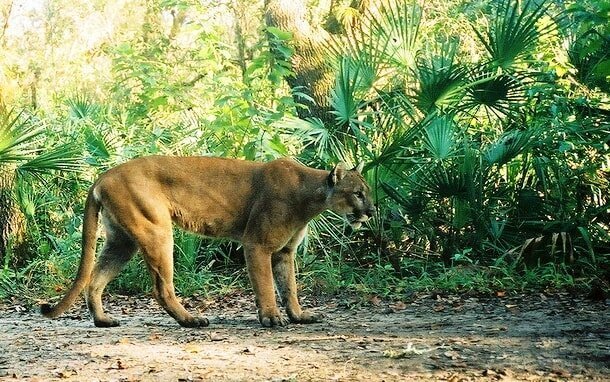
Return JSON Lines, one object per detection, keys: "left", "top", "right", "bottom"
{"left": 86, "top": 219, "right": 137, "bottom": 327}
{"left": 139, "top": 223, "right": 209, "bottom": 328}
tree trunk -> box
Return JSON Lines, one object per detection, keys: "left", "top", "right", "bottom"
{"left": 0, "top": 165, "right": 25, "bottom": 266}
{"left": 264, "top": 0, "right": 375, "bottom": 124}
{"left": 0, "top": 0, "right": 13, "bottom": 48}
{"left": 264, "top": 0, "right": 335, "bottom": 124}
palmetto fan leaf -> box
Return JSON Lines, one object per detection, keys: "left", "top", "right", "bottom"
{"left": 408, "top": 161, "right": 469, "bottom": 199}
{"left": 374, "top": 87, "right": 419, "bottom": 128}
{"left": 325, "top": 10, "right": 387, "bottom": 80}
{"left": 83, "top": 126, "right": 119, "bottom": 166}
{"left": 17, "top": 144, "right": 84, "bottom": 177}
{"left": 0, "top": 110, "right": 43, "bottom": 164}
{"left": 463, "top": 65, "right": 527, "bottom": 118}
{"left": 278, "top": 116, "right": 351, "bottom": 164}
{"left": 66, "top": 94, "right": 102, "bottom": 121}
{"left": 414, "top": 40, "right": 467, "bottom": 113}
{"left": 567, "top": 31, "right": 610, "bottom": 93}
{"left": 483, "top": 128, "right": 539, "bottom": 166}
{"left": 473, "top": 0, "right": 555, "bottom": 70}
{"left": 330, "top": 56, "right": 373, "bottom": 128}
{"left": 380, "top": 181, "right": 428, "bottom": 217}
{"left": 1, "top": 108, "right": 84, "bottom": 178}
{"left": 368, "top": 0, "right": 422, "bottom": 70}
{"left": 370, "top": 114, "right": 430, "bottom": 168}
{"left": 325, "top": 0, "right": 422, "bottom": 77}
{"left": 422, "top": 115, "right": 458, "bottom": 160}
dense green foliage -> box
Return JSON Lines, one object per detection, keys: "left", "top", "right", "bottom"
{"left": 0, "top": 0, "right": 608, "bottom": 302}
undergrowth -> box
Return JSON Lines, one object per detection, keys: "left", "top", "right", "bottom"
{"left": 1, "top": 238, "right": 606, "bottom": 305}
{"left": 300, "top": 257, "right": 603, "bottom": 300}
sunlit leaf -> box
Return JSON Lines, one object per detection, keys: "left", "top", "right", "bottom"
{"left": 66, "top": 95, "right": 102, "bottom": 120}
{"left": 0, "top": 110, "right": 43, "bottom": 165}
{"left": 473, "top": 0, "right": 555, "bottom": 69}
{"left": 330, "top": 56, "right": 375, "bottom": 129}
{"left": 17, "top": 144, "right": 84, "bottom": 176}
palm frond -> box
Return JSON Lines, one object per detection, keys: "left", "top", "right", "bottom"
{"left": 278, "top": 117, "right": 351, "bottom": 163}
{"left": 414, "top": 39, "right": 467, "bottom": 113}
{"left": 422, "top": 116, "right": 459, "bottom": 161}
{"left": 15, "top": 176, "right": 37, "bottom": 218}
{"left": 567, "top": 30, "right": 610, "bottom": 92}
{"left": 483, "top": 128, "right": 538, "bottom": 166}
{"left": 462, "top": 65, "right": 527, "bottom": 118}
{"left": 66, "top": 94, "right": 102, "bottom": 121}
{"left": 307, "top": 213, "right": 352, "bottom": 255}
{"left": 330, "top": 56, "right": 371, "bottom": 128}
{"left": 17, "top": 143, "right": 84, "bottom": 177}
{"left": 84, "top": 126, "right": 118, "bottom": 165}
{"left": 374, "top": 87, "right": 419, "bottom": 126}
{"left": 407, "top": 161, "right": 469, "bottom": 199}
{"left": 0, "top": 109, "right": 43, "bottom": 164}
{"left": 380, "top": 181, "right": 428, "bottom": 217}
{"left": 473, "top": 0, "right": 555, "bottom": 70}
{"left": 325, "top": 0, "right": 422, "bottom": 79}
{"left": 370, "top": 114, "right": 432, "bottom": 169}
{"left": 369, "top": 0, "right": 423, "bottom": 70}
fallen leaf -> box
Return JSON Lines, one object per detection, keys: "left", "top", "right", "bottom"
{"left": 149, "top": 333, "right": 161, "bottom": 341}
{"left": 383, "top": 343, "right": 429, "bottom": 358}
{"left": 433, "top": 304, "right": 445, "bottom": 312}
{"left": 210, "top": 332, "right": 227, "bottom": 342}
{"left": 185, "top": 343, "right": 202, "bottom": 353}
{"left": 443, "top": 351, "right": 460, "bottom": 360}
{"left": 505, "top": 304, "right": 519, "bottom": 313}
{"left": 369, "top": 296, "right": 382, "bottom": 306}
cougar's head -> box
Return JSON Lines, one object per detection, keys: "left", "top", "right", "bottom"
{"left": 327, "top": 162, "right": 376, "bottom": 229}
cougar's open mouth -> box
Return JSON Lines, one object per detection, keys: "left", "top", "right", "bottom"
{"left": 347, "top": 213, "right": 370, "bottom": 229}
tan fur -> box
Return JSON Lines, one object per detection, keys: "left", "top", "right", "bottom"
{"left": 41, "top": 156, "right": 375, "bottom": 328}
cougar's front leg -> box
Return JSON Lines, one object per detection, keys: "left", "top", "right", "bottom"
{"left": 244, "top": 244, "right": 287, "bottom": 327}
{"left": 272, "top": 228, "right": 321, "bottom": 324}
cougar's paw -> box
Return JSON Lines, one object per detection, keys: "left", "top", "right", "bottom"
{"left": 258, "top": 311, "right": 289, "bottom": 327}
{"left": 39, "top": 303, "right": 54, "bottom": 317}
{"left": 94, "top": 317, "right": 121, "bottom": 328}
{"left": 289, "top": 309, "right": 322, "bottom": 324}
{"left": 178, "top": 316, "right": 210, "bottom": 328}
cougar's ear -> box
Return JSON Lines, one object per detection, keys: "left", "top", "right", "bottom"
{"left": 328, "top": 162, "right": 347, "bottom": 187}
{"left": 353, "top": 162, "right": 365, "bottom": 173}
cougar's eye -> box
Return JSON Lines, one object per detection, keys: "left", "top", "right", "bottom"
{"left": 354, "top": 191, "right": 365, "bottom": 200}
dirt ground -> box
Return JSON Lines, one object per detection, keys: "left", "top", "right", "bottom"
{"left": 1, "top": 291, "right": 608, "bottom": 381}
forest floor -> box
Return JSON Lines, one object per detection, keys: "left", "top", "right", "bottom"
{"left": 1, "top": 291, "right": 608, "bottom": 381}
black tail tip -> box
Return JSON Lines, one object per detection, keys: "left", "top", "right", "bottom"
{"left": 40, "top": 303, "right": 54, "bottom": 317}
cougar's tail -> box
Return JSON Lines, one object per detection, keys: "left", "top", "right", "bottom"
{"left": 40, "top": 186, "right": 101, "bottom": 318}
